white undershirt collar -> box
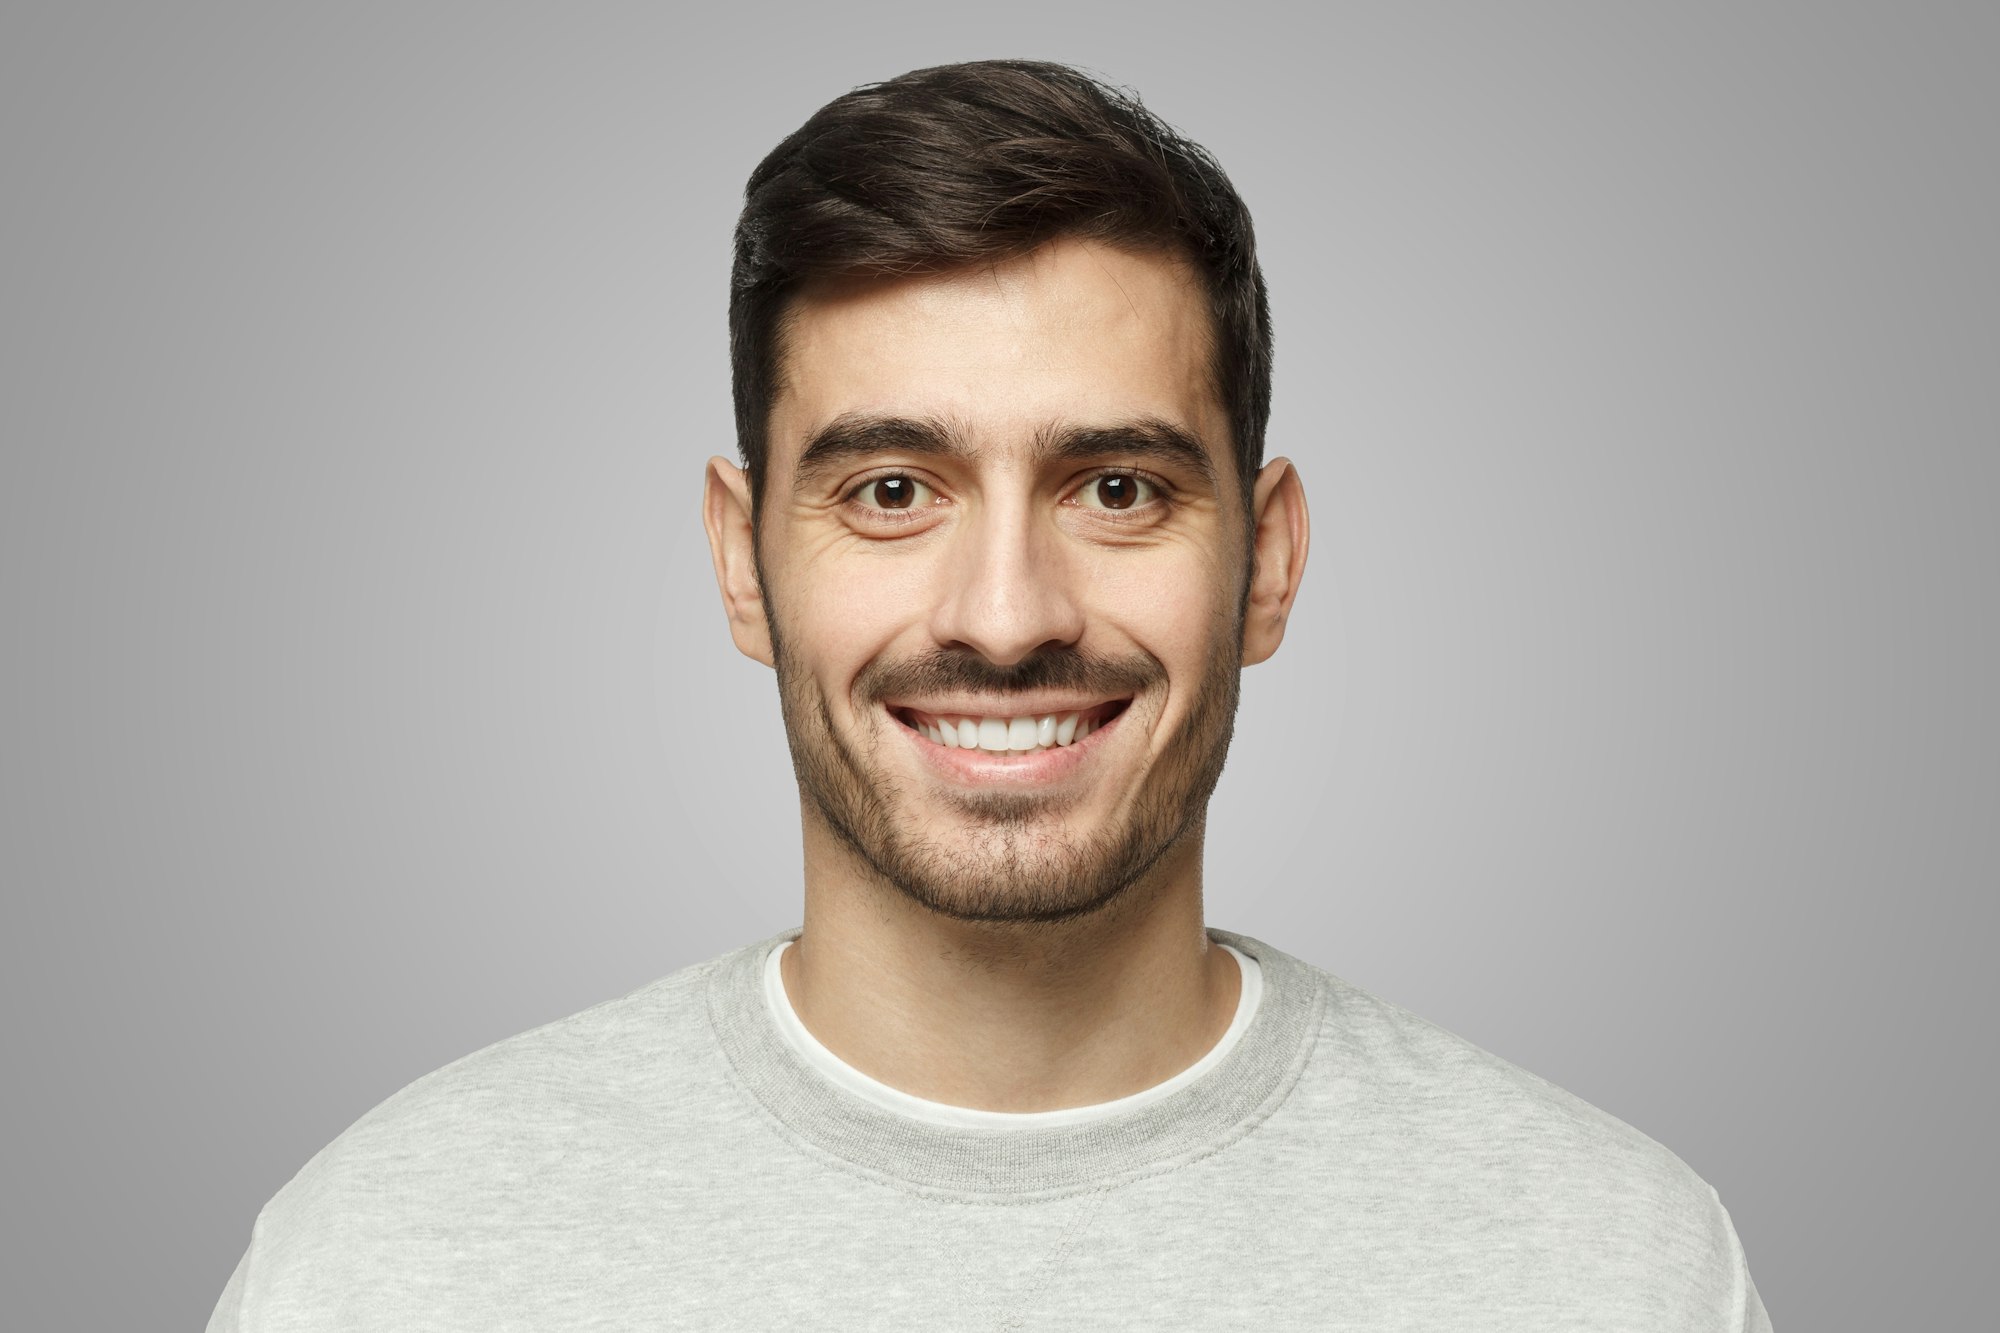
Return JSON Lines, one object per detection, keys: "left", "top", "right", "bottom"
{"left": 763, "top": 936, "right": 1263, "bottom": 1129}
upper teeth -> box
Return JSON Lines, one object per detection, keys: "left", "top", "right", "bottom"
{"left": 913, "top": 712, "right": 1096, "bottom": 752}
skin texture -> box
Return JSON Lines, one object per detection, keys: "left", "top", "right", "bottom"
{"left": 704, "top": 238, "right": 1308, "bottom": 1112}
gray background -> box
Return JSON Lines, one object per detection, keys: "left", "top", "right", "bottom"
{"left": 3, "top": 3, "right": 1992, "bottom": 1328}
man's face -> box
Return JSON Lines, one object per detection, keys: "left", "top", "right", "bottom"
{"left": 725, "top": 239, "right": 1258, "bottom": 925}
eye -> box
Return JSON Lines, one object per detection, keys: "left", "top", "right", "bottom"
{"left": 851, "top": 474, "right": 938, "bottom": 512}
{"left": 1071, "top": 472, "right": 1160, "bottom": 512}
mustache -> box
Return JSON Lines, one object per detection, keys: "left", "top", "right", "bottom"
{"left": 858, "top": 646, "right": 1163, "bottom": 703}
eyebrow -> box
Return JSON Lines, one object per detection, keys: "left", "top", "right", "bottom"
{"left": 790, "top": 413, "right": 1219, "bottom": 492}
{"left": 791, "top": 414, "right": 970, "bottom": 491}
{"left": 1033, "top": 419, "right": 1218, "bottom": 487}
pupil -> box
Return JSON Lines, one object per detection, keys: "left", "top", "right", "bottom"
{"left": 878, "top": 477, "right": 914, "bottom": 509}
{"left": 1098, "top": 476, "right": 1135, "bottom": 510}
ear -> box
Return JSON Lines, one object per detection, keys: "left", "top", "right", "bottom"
{"left": 702, "top": 457, "right": 775, "bottom": 668}
{"left": 1241, "top": 457, "right": 1309, "bottom": 666}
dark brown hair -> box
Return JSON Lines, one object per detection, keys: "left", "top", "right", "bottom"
{"left": 729, "top": 59, "right": 1271, "bottom": 517}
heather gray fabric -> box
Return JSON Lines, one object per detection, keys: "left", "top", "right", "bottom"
{"left": 207, "top": 927, "right": 1770, "bottom": 1330}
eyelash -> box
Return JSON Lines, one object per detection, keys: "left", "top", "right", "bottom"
{"left": 1066, "top": 468, "right": 1173, "bottom": 518}
{"left": 844, "top": 472, "right": 942, "bottom": 524}
{"left": 840, "top": 468, "right": 1175, "bottom": 524}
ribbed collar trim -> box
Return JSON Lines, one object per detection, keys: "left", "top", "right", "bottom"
{"left": 705, "top": 924, "right": 1326, "bottom": 1200}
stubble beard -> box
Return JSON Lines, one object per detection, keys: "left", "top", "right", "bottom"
{"left": 768, "top": 619, "right": 1244, "bottom": 928}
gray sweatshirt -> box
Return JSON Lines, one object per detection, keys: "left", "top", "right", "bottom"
{"left": 208, "top": 927, "right": 1771, "bottom": 1330}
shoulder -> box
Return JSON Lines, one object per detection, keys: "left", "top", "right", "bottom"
{"left": 1280, "top": 951, "right": 1753, "bottom": 1323}
{"left": 1315, "top": 966, "right": 1690, "bottom": 1165}
{"left": 280, "top": 946, "right": 732, "bottom": 1194}
{"left": 227, "top": 942, "right": 751, "bottom": 1322}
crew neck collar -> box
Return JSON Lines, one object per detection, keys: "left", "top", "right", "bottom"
{"left": 764, "top": 937, "right": 1263, "bottom": 1130}
{"left": 705, "top": 925, "right": 1325, "bottom": 1199}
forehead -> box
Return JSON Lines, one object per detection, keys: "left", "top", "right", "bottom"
{"left": 768, "top": 239, "right": 1226, "bottom": 470}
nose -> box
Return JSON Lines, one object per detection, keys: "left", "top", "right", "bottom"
{"left": 927, "top": 496, "right": 1086, "bottom": 666}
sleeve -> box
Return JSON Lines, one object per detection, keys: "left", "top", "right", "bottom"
{"left": 1714, "top": 1185, "right": 1773, "bottom": 1332}
{"left": 1741, "top": 1269, "right": 1774, "bottom": 1332}
{"left": 205, "top": 1234, "right": 254, "bottom": 1333}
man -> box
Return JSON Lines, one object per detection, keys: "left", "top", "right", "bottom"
{"left": 209, "top": 60, "right": 1770, "bottom": 1330}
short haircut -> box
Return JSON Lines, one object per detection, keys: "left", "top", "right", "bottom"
{"left": 729, "top": 59, "right": 1271, "bottom": 520}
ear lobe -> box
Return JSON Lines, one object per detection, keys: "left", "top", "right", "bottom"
{"left": 1241, "top": 457, "right": 1309, "bottom": 667}
{"left": 702, "top": 457, "right": 776, "bottom": 668}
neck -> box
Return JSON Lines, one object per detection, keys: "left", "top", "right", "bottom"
{"left": 782, "top": 810, "right": 1240, "bottom": 1113}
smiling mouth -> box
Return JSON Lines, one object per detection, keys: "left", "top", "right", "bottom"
{"left": 889, "top": 700, "right": 1130, "bottom": 753}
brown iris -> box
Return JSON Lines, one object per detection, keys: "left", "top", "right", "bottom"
{"left": 1095, "top": 475, "right": 1137, "bottom": 509}
{"left": 876, "top": 476, "right": 917, "bottom": 509}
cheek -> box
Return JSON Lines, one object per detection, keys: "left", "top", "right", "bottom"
{"left": 809, "top": 552, "right": 937, "bottom": 623}
{"left": 1083, "top": 547, "right": 1237, "bottom": 660}
{"left": 776, "top": 547, "right": 937, "bottom": 688}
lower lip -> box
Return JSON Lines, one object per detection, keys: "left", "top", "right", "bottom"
{"left": 896, "top": 708, "right": 1125, "bottom": 785}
